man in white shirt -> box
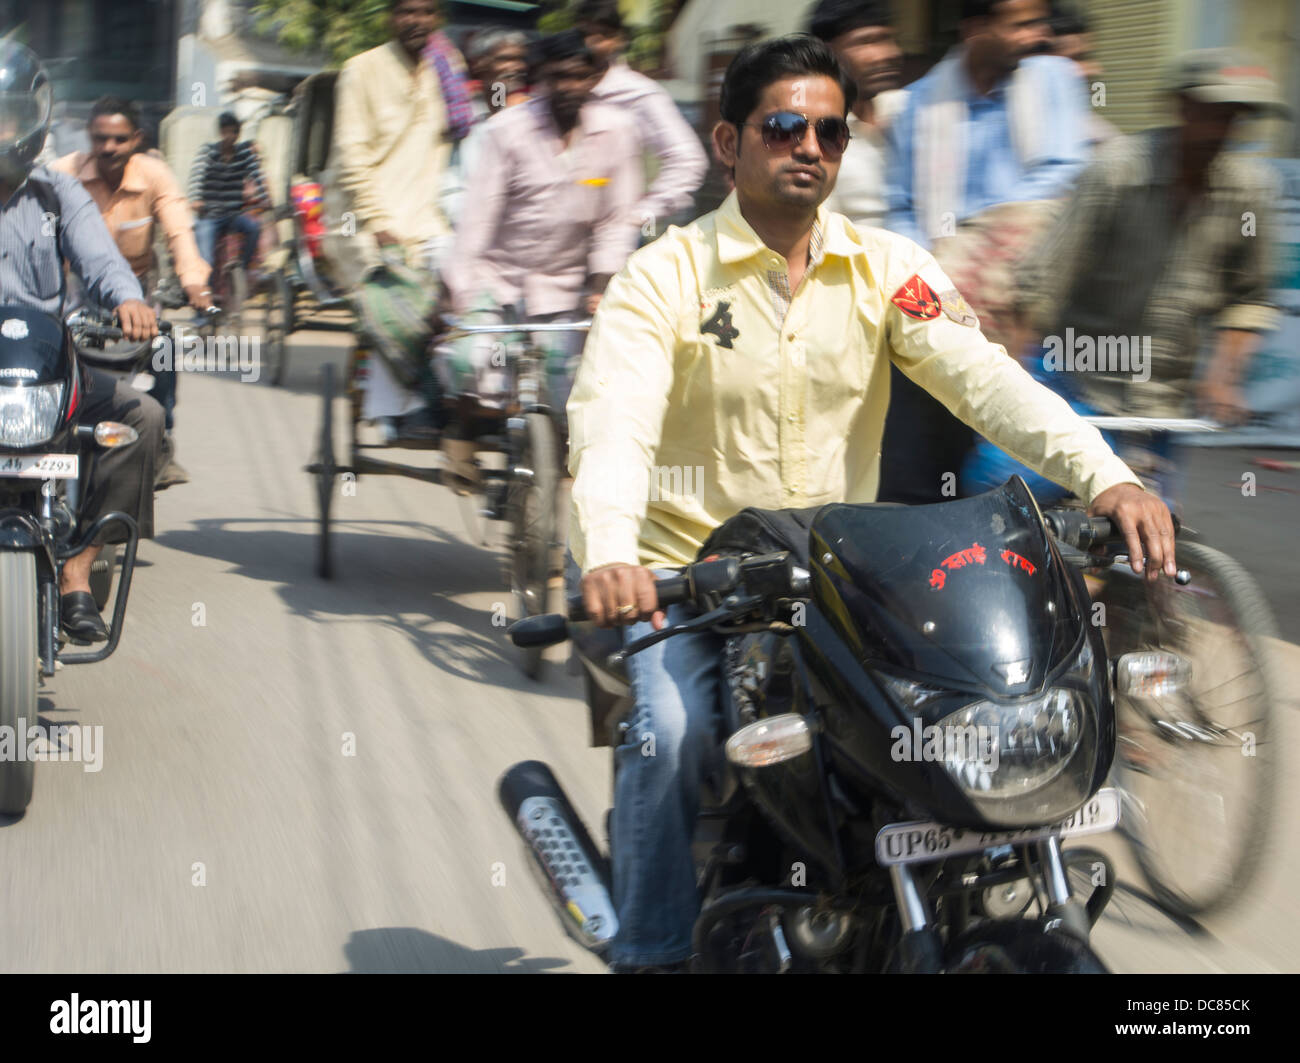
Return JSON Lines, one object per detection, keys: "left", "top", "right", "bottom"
{"left": 809, "top": 0, "right": 906, "bottom": 229}
{"left": 577, "top": 0, "right": 707, "bottom": 233}
{"left": 324, "top": 0, "right": 452, "bottom": 431}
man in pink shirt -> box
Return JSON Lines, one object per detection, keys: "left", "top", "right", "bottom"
{"left": 446, "top": 30, "right": 641, "bottom": 428}
{"left": 578, "top": 0, "right": 707, "bottom": 233}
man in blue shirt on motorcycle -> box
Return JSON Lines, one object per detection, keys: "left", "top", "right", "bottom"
{"left": 0, "top": 41, "right": 164, "bottom": 644}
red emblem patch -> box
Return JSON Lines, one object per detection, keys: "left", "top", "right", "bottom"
{"left": 891, "top": 275, "right": 942, "bottom": 320}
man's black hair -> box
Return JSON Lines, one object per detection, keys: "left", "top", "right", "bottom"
{"left": 960, "top": 0, "right": 999, "bottom": 19}
{"left": 575, "top": 0, "right": 624, "bottom": 33}
{"left": 719, "top": 34, "right": 857, "bottom": 126}
{"left": 807, "top": 0, "right": 893, "bottom": 43}
{"left": 1050, "top": 5, "right": 1089, "bottom": 37}
{"left": 218, "top": 111, "right": 241, "bottom": 132}
{"left": 533, "top": 28, "right": 596, "bottom": 71}
{"left": 88, "top": 95, "right": 141, "bottom": 132}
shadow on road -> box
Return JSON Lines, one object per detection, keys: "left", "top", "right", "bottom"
{"left": 342, "top": 927, "right": 575, "bottom": 973}
{"left": 155, "top": 517, "right": 569, "bottom": 693}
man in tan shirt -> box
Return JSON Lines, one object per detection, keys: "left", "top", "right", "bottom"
{"left": 53, "top": 98, "right": 211, "bottom": 306}
{"left": 324, "top": 0, "right": 452, "bottom": 423}
{"left": 53, "top": 94, "right": 213, "bottom": 486}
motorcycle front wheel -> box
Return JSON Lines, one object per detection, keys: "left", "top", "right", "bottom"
{"left": 0, "top": 551, "right": 37, "bottom": 814}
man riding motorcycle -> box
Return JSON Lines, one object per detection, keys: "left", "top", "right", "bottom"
{"left": 53, "top": 94, "right": 216, "bottom": 488}
{"left": 0, "top": 41, "right": 163, "bottom": 643}
{"left": 566, "top": 34, "right": 1178, "bottom": 973}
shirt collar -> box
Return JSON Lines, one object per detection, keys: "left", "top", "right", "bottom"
{"left": 527, "top": 94, "right": 618, "bottom": 139}
{"left": 72, "top": 151, "right": 146, "bottom": 194}
{"left": 386, "top": 38, "right": 421, "bottom": 73}
{"left": 715, "top": 190, "right": 864, "bottom": 266}
{"left": 949, "top": 45, "right": 1010, "bottom": 103}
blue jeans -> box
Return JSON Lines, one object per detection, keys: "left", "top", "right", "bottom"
{"left": 603, "top": 578, "right": 725, "bottom": 968}
{"left": 194, "top": 213, "right": 261, "bottom": 279}
{"left": 564, "top": 556, "right": 726, "bottom": 966}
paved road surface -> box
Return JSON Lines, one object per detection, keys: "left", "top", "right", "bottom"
{"left": 1, "top": 325, "right": 1294, "bottom": 973}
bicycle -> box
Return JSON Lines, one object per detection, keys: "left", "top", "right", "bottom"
{"left": 1076, "top": 416, "right": 1280, "bottom": 918}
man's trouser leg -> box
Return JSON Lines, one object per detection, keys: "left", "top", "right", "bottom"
{"left": 151, "top": 360, "right": 178, "bottom": 432}
{"left": 194, "top": 218, "right": 219, "bottom": 285}
{"left": 611, "top": 590, "right": 724, "bottom": 967}
{"left": 79, "top": 369, "right": 164, "bottom": 544}
{"left": 232, "top": 212, "right": 261, "bottom": 269}
{"left": 527, "top": 309, "right": 584, "bottom": 440}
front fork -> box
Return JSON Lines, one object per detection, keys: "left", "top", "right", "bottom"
{"left": 888, "top": 835, "right": 1091, "bottom": 972}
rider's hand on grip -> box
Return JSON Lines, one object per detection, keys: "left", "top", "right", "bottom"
{"left": 580, "top": 563, "right": 664, "bottom": 630}
{"left": 115, "top": 299, "right": 158, "bottom": 342}
{"left": 1087, "top": 482, "right": 1178, "bottom": 581}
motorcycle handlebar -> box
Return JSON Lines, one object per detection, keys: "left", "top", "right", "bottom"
{"left": 75, "top": 319, "right": 174, "bottom": 344}
{"left": 511, "top": 555, "right": 798, "bottom": 648}
{"left": 564, "top": 569, "right": 694, "bottom": 623}
{"left": 1042, "top": 508, "right": 1181, "bottom": 551}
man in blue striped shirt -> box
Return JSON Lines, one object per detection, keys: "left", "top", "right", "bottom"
{"left": 188, "top": 112, "right": 270, "bottom": 286}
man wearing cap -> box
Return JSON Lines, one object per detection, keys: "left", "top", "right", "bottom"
{"left": 1014, "top": 48, "right": 1288, "bottom": 470}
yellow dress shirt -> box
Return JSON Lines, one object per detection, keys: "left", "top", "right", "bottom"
{"left": 567, "top": 191, "right": 1141, "bottom": 574}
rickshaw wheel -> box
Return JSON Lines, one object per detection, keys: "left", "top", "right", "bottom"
{"left": 314, "top": 363, "right": 338, "bottom": 579}
{"left": 262, "top": 271, "right": 292, "bottom": 386}
{"left": 508, "top": 413, "right": 558, "bottom": 679}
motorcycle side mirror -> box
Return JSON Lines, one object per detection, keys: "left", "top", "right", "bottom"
{"left": 92, "top": 421, "right": 140, "bottom": 449}
{"left": 508, "top": 613, "right": 569, "bottom": 648}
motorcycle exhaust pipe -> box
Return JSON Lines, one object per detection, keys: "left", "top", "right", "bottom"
{"left": 498, "top": 760, "right": 618, "bottom": 954}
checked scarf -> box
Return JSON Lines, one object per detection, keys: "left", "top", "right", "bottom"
{"left": 424, "top": 30, "right": 475, "bottom": 142}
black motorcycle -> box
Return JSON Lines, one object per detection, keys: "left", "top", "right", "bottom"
{"left": 501, "top": 478, "right": 1191, "bottom": 973}
{"left": 0, "top": 305, "right": 169, "bottom": 815}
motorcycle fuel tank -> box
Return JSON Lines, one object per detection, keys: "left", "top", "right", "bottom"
{"left": 0, "top": 306, "right": 72, "bottom": 387}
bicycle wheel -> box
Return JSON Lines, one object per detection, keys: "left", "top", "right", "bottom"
{"left": 507, "top": 413, "right": 557, "bottom": 679}
{"left": 1104, "top": 540, "right": 1278, "bottom": 917}
{"left": 312, "top": 363, "right": 338, "bottom": 580}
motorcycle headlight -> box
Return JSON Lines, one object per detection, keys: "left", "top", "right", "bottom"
{"left": 938, "top": 688, "right": 1085, "bottom": 800}
{"left": 0, "top": 382, "right": 64, "bottom": 447}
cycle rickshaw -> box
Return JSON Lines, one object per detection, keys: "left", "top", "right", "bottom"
{"left": 288, "top": 73, "right": 589, "bottom": 676}
{"left": 307, "top": 313, "right": 588, "bottom": 678}
{"left": 259, "top": 70, "right": 359, "bottom": 388}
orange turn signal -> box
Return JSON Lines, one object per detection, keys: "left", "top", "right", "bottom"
{"left": 93, "top": 421, "right": 140, "bottom": 448}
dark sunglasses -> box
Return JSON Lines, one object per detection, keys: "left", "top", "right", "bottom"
{"left": 742, "top": 111, "right": 851, "bottom": 158}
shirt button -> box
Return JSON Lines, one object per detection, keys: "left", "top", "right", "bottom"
{"left": 787, "top": 413, "right": 796, "bottom": 422}
{"left": 787, "top": 332, "right": 796, "bottom": 341}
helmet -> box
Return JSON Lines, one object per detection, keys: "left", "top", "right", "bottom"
{"left": 0, "top": 40, "right": 52, "bottom": 185}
